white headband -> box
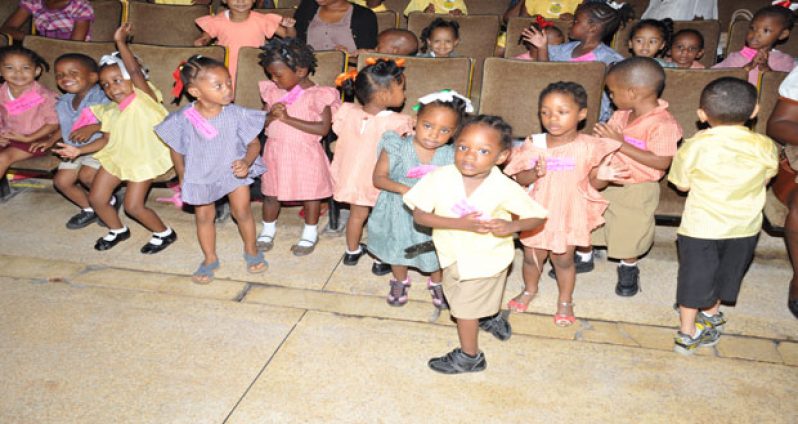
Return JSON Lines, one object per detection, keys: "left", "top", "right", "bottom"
{"left": 415, "top": 89, "right": 474, "bottom": 113}
{"left": 99, "top": 52, "right": 150, "bottom": 81}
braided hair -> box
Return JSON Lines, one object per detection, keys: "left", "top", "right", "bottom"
{"left": 259, "top": 37, "right": 317, "bottom": 74}
{"left": 172, "top": 55, "right": 227, "bottom": 105}
{"left": 339, "top": 58, "right": 405, "bottom": 105}
{"left": 577, "top": 1, "right": 635, "bottom": 43}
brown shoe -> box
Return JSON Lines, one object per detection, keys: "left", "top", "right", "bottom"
{"left": 290, "top": 239, "right": 317, "bottom": 256}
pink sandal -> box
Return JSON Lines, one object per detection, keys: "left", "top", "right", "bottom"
{"left": 554, "top": 302, "right": 576, "bottom": 327}
{"left": 507, "top": 290, "right": 536, "bottom": 313}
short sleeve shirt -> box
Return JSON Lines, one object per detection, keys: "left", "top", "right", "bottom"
{"left": 20, "top": 0, "right": 94, "bottom": 40}
{"left": 56, "top": 84, "right": 109, "bottom": 147}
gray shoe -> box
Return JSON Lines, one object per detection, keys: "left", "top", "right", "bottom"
{"left": 478, "top": 310, "right": 512, "bottom": 341}
{"left": 66, "top": 209, "right": 98, "bottom": 229}
{"left": 673, "top": 323, "right": 720, "bottom": 356}
{"left": 615, "top": 265, "right": 640, "bottom": 297}
{"left": 428, "top": 348, "right": 486, "bottom": 374}
{"left": 695, "top": 311, "right": 726, "bottom": 333}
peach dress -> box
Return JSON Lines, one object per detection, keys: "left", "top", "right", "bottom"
{"left": 503, "top": 133, "right": 620, "bottom": 253}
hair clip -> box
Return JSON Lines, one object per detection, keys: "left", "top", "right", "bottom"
{"left": 364, "top": 57, "right": 405, "bottom": 68}
{"left": 171, "top": 61, "right": 187, "bottom": 98}
{"left": 335, "top": 69, "right": 358, "bottom": 87}
{"left": 607, "top": 1, "right": 625, "bottom": 10}
{"left": 773, "top": 0, "right": 798, "bottom": 11}
{"left": 411, "top": 89, "right": 474, "bottom": 113}
{"left": 535, "top": 15, "right": 554, "bottom": 29}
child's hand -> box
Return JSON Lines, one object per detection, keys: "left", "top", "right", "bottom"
{"left": 596, "top": 154, "right": 631, "bottom": 181}
{"left": 521, "top": 26, "right": 547, "bottom": 49}
{"left": 280, "top": 17, "right": 296, "bottom": 28}
{"left": 534, "top": 154, "right": 546, "bottom": 177}
{"left": 269, "top": 103, "right": 288, "bottom": 121}
{"left": 231, "top": 159, "right": 249, "bottom": 178}
{"left": 450, "top": 8, "right": 464, "bottom": 15}
{"left": 458, "top": 212, "right": 490, "bottom": 233}
{"left": 483, "top": 219, "right": 517, "bottom": 237}
{"left": 0, "top": 131, "right": 29, "bottom": 142}
{"left": 424, "top": 4, "right": 435, "bottom": 13}
{"left": 0, "top": 137, "right": 9, "bottom": 147}
{"left": 756, "top": 50, "right": 772, "bottom": 71}
{"left": 114, "top": 23, "right": 132, "bottom": 44}
{"left": 69, "top": 126, "right": 97, "bottom": 143}
{"left": 29, "top": 137, "right": 56, "bottom": 153}
{"left": 593, "top": 122, "right": 624, "bottom": 143}
{"left": 52, "top": 142, "right": 81, "bottom": 160}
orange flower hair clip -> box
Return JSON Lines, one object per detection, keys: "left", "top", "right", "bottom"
{"left": 335, "top": 69, "right": 358, "bottom": 87}
{"left": 364, "top": 57, "right": 406, "bottom": 68}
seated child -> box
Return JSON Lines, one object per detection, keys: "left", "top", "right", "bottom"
{"left": 404, "top": 0, "right": 467, "bottom": 16}
{"left": 589, "top": 57, "right": 683, "bottom": 296}
{"left": 417, "top": 18, "right": 459, "bottom": 58}
{"left": 350, "top": 0, "right": 388, "bottom": 12}
{"left": 0, "top": 0, "right": 94, "bottom": 42}
{"left": 714, "top": 5, "right": 795, "bottom": 86}
{"left": 668, "top": 76, "right": 778, "bottom": 355}
{"left": 515, "top": 20, "right": 564, "bottom": 60}
{"left": 376, "top": 29, "right": 419, "bottom": 56}
{"left": 665, "top": 29, "right": 705, "bottom": 69}
{"left": 627, "top": 18, "right": 673, "bottom": 67}
{"left": 404, "top": 115, "right": 548, "bottom": 374}
{"left": 150, "top": 0, "right": 211, "bottom": 4}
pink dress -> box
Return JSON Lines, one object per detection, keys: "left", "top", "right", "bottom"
{"left": 713, "top": 47, "right": 795, "bottom": 86}
{"left": 503, "top": 134, "right": 621, "bottom": 253}
{"left": 259, "top": 80, "right": 341, "bottom": 201}
{"left": 0, "top": 82, "right": 58, "bottom": 157}
{"left": 330, "top": 103, "right": 414, "bottom": 206}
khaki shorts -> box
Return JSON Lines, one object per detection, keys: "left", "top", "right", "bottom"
{"left": 58, "top": 154, "right": 101, "bottom": 171}
{"left": 442, "top": 263, "right": 509, "bottom": 320}
{"left": 592, "top": 182, "right": 659, "bottom": 259}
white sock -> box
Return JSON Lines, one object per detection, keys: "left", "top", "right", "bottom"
{"left": 109, "top": 196, "right": 117, "bottom": 206}
{"left": 297, "top": 224, "right": 318, "bottom": 247}
{"left": 260, "top": 221, "right": 276, "bottom": 239}
{"left": 620, "top": 260, "right": 638, "bottom": 267}
{"left": 102, "top": 226, "right": 128, "bottom": 241}
{"left": 576, "top": 250, "right": 593, "bottom": 261}
{"left": 345, "top": 246, "right": 362, "bottom": 255}
{"left": 82, "top": 207, "right": 94, "bottom": 213}
{"left": 700, "top": 311, "right": 715, "bottom": 318}
{"left": 148, "top": 228, "right": 173, "bottom": 245}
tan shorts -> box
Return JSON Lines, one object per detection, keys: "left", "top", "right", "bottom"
{"left": 58, "top": 154, "right": 101, "bottom": 171}
{"left": 442, "top": 263, "right": 509, "bottom": 320}
{"left": 592, "top": 182, "right": 659, "bottom": 259}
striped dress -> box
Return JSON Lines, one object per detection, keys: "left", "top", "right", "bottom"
{"left": 503, "top": 133, "right": 621, "bottom": 254}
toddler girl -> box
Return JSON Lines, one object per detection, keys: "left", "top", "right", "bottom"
{"left": 0, "top": 46, "right": 59, "bottom": 189}
{"left": 257, "top": 37, "right": 341, "bottom": 256}
{"left": 417, "top": 18, "right": 460, "bottom": 58}
{"left": 666, "top": 29, "right": 705, "bottom": 69}
{"left": 503, "top": 82, "right": 628, "bottom": 326}
{"left": 194, "top": 0, "right": 296, "bottom": 90}
{"left": 714, "top": 5, "right": 795, "bottom": 86}
{"left": 0, "top": 0, "right": 93, "bottom": 42}
{"left": 368, "top": 90, "right": 471, "bottom": 307}
{"left": 515, "top": 19, "right": 565, "bottom": 61}
{"left": 156, "top": 55, "right": 267, "bottom": 284}
{"left": 331, "top": 58, "right": 414, "bottom": 272}
{"left": 54, "top": 24, "right": 176, "bottom": 254}
{"left": 627, "top": 18, "right": 673, "bottom": 66}
{"left": 523, "top": 1, "right": 633, "bottom": 121}
{"left": 404, "top": 0, "right": 467, "bottom": 16}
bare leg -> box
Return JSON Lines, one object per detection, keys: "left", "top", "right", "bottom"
{"left": 430, "top": 269, "right": 442, "bottom": 283}
{"left": 303, "top": 199, "right": 321, "bottom": 226}
{"left": 679, "top": 306, "right": 699, "bottom": 335}
{"left": 54, "top": 169, "right": 90, "bottom": 208}
{"left": 346, "top": 204, "right": 370, "bottom": 251}
{"left": 78, "top": 165, "right": 98, "bottom": 189}
{"left": 0, "top": 147, "right": 34, "bottom": 183}
{"left": 511, "top": 247, "right": 548, "bottom": 310}
{"left": 551, "top": 246, "right": 577, "bottom": 316}
{"left": 786, "top": 191, "right": 798, "bottom": 301}
{"left": 261, "top": 195, "right": 280, "bottom": 223}
{"left": 89, "top": 168, "right": 122, "bottom": 229}
{"left": 123, "top": 180, "right": 167, "bottom": 232}
{"left": 456, "top": 318, "right": 480, "bottom": 356}
{"left": 391, "top": 265, "right": 409, "bottom": 281}
{"left": 194, "top": 203, "right": 217, "bottom": 265}
{"left": 228, "top": 185, "right": 258, "bottom": 258}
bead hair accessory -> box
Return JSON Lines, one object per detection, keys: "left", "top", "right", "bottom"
{"left": 99, "top": 51, "right": 150, "bottom": 81}
{"left": 773, "top": 0, "right": 798, "bottom": 11}
{"left": 535, "top": 15, "right": 554, "bottom": 29}
{"left": 335, "top": 69, "right": 358, "bottom": 87}
{"left": 606, "top": 1, "right": 626, "bottom": 10}
{"left": 171, "top": 61, "right": 187, "bottom": 98}
{"left": 412, "top": 89, "right": 474, "bottom": 113}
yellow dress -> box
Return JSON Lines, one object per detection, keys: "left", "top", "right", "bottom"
{"left": 404, "top": 0, "right": 468, "bottom": 15}
{"left": 524, "top": 0, "right": 580, "bottom": 18}
{"left": 91, "top": 85, "right": 172, "bottom": 182}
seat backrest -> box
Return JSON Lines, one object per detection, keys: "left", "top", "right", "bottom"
{"left": 478, "top": 58, "right": 605, "bottom": 138}
{"left": 465, "top": 0, "right": 511, "bottom": 15}
{"left": 357, "top": 53, "right": 472, "bottom": 114}
{"left": 614, "top": 19, "right": 720, "bottom": 67}
{"left": 22, "top": 37, "right": 115, "bottom": 92}
{"left": 129, "top": 44, "right": 226, "bottom": 111}
{"left": 383, "top": 0, "right": 410, "bottom": 27}
{"left": 660, "top": 68, "right": 748, "bottom": 139}
{"left": 625, "top": 0, "right": 650, "bottom": 18}
{"left": 0, "top": 33, "right": 10, "bottom": 47}
{"left": 275, "top": 0, "right": 301, "bottom": 8}
{"left": 90, "top": 0, "right": 124, "bottom": 42}
{"left": 504, "top": 17, "right": 572, "bottom": 59}
{"left": 727, "top": 19, "right": 798, "bottom": 58}
{"left": 127, "top": 2, "right": 209, "bottom": 46}
{"left": 376, "top": 10, "right": 398, "bottom": 33}
{"left": 255, "top": 7, "right": 295, "bottom": 19}
{"left": 235, "top": 47, "right": 346, "bottom": 109}
{"left": 717, "top": 0, "right": 762, "bottom": 35}
{"left": 755, "top": 71, "right": 789, "bottom": 134}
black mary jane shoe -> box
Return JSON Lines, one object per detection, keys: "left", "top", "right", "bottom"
{"left": 342, "top": 243, "right": 367, "bottom": 266}
{"left": 371, "top": 261, "right": 392, "bottom": 276}
{"left": 94, "top": 229, "right": 131, "bottom": 251}
{"left": 789, "top": 299, "right": 798, "bottom": 320}
{"left": 140, "top": 230, "right": 178, "bottom": 254}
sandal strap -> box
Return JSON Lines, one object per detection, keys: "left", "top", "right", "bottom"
{"left": 194, "top": 260, "right": 220, "bottom": 276}
{"left": 244, "top": 252, "right": 265, "bottom": 266}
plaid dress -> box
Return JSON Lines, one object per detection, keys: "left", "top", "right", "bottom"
{"left": 20, "top": 0, "right": 94, "bottom": 40}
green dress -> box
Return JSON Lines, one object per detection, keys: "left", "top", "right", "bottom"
{"left": 367, "top": 131, "right": 454, "bottom": 272}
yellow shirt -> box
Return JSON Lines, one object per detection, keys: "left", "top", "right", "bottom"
{"left": 403, "top": 165, "right": 548, "bottom": 279}
{"left": 668, "top": 125, "right": 778, "bottom": 239}
{"left": 349, "top": 0, "right": 389, "bottom": 12}
{"left": 524, "top": 0, "right": 580, "bottom": 18}
{"left": 404, "top": 0, "right": 468, "bottom": 16}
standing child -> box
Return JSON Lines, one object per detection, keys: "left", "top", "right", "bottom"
{"left": 155, "top": 55, "right": 268, "bottom": 283}
{"left": 194, "top": 0, "right": 296, "bottom": 90}
{"left": 404, "top": 0, "right": 467, "bottom": 16}
{"left": 417, "top": 18, "right": 460, "bottom": 58}
{"left": 257, "top": 37, "right": 341, "bottom": 256}
{"left": 523, "top": 1, "right": 634, "bottom": 121}
{"left": 588, "top": 57, "right": 683, "bottom": 296}
{"left": 331, "top": 58, "right": 414, "bottom": 275}
{"left": 666, "top": 29, "right": 706, "bottom": 69}
{"left": 368, "top": 90, "right": 471, "bottom": 307}
{"left": 668, "top": 77, "right": 778, "bottom": 354}
{"left": 54, "top": 24, "right": 176, "bottom": 253}
{"left": 0, "top": 46, "right": 59, "bottom": 193}
{"left": 503, "top": 82, "right": 628, "bottom": 325}
{"left": 627, "top": 18, "right": 673, "bottom": 67}
{"left": 713, "top": 5, "right": 795, "bottom": 86}
{"left": 404, "top": 115, "right": 548, "bottom": 374}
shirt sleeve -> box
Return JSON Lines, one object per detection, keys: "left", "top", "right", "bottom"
{"left": 502, "top": 139, "right": 537, "bottom": 176}
{"left": 258, "top": 79, "right": 278, "bottom": 106}
{"left": 403, "top": 0, "right": 428, "bottom": 15}
{"left": 195, "top": 14, "right": 219, "bottom": 37}
{"left": 547, "top": 42, "right": 570, "bottom": 61}
{"left": 67, "top": 0, "right": 95, "bottom": 22}
{"left": 403, "top": 169, "right": 440, "bottom": 212}
{"left": 667, "top": 140, "right": 698, "bottom": 190}
{"left": 588, "top": 137, "right": 622, "bottom": 168}
{"left": 712, "top": 52, "right": 747, "bottom": 69}
{"left": 90, "top": 103, "right": 113, "bottom": 134}
{"left": 310, "top": 86, "right": 341, "bottom": 116}
{"left": 154, "top": 110, "right": 187, "bottom": 154}
{"left": 19, "top": 0, "right": 41, "bottom": 15}
{"left": 256, "top": 12, "right": 282, "bottom": 38}
{"left": 235, "top": 105, "right": 267, "bottom": 144}
{"left": 763, "top": 137, "right": 780, "bottom": 179}
{"left": 389, "top": 113, "right": 414, "bottom": 136}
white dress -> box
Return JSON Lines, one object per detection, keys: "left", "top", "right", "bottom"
{"left": 642, "top": 0, "right": 717, "bottom": 20}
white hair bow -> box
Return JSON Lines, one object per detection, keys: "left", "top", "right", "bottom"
{"left": 773, "top": 1, "right": 798, "bottom": 11}
{"left": 414, "top": 89, "right": 474, "bottom": 113}
{"left": 99, "top": 52, "right": 150, "bottom": 81}
{"left": 607, "top": 1, "right": 626, "bottom": 10}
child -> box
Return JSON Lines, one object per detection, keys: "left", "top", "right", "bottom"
{"left": 403, "top": 115, "right": 548, "bottom": 374}
{"left": 50, "top": 53, "right": 113, "bottom": 229}
{"left": 523, "top": 1, "right": 633, "bottom": 121}
{"left": 589, "top": 57, "right": 683, "bottom": 296}
{"left": 257, "top": 37, "right": 341, "bottom": 256}
{"left": 54, "top": 24, "right": 176, "bottom": 254}
{"left": 404, "top": 0, "right": 467, "bottom": 16}
{"left": 155, "top": 55, "right": 268, "bottom": 283}
{"left": 368, "top": 90, "right": 471, "bottom": 307}
{"left": 350, "top": 0, "right": 388, "bottom": 12}
{"left": 417, "top": 18, "right": 460, "bottom": 58}
{"left": 503, "top": 82, "right": 628, "bottom": 325}
{"left": 0, "top": 46, "right": 60, "bottom": 193}
{"left": 713, "top": 5, "right": 795, "bottom": 86}
{"left": 376, "top": 29, "right": 419, "bottom": 56}
{"left": 627, "top": 18, "right": 673, "bottom": 66}
{"left": 668, "top": 77, "right": 778, "bottom": 355}
{"left": 504, "top": 0, "right": 581, "bottom": 21}
{"left": 331, "top": 58, "right": 414, "bottom": 275}
{"left": 0, "top": 0, "right": 93, "bottom": 42}
{"left": 194, "top": 0, "right": 296, "bottom": 90}
{"left": 666, "top": 29, "right": 705, "bottom": 69}
{"left": 514, "top": 20, "right": 564, "bottom": 61}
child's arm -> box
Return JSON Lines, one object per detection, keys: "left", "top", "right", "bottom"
{"left": 512, "top": 154, "right": 546, "bottom": 186}
{"left": 593, "top": 123, "right": 673, "bottom": 170}
{"left": 270, "top": 103, "right": 332, "bottom": 136}
{"left": 52, "top": 134, "right": 109, "bottom": 160}
{"left": 521, "top": 26, "right": 549, "bottom": 61}
{"left": 231, "top": 138, "right": 261, "bottom": 178}
{"left": 0, "top": 124, "right": 60, "bottom": 144}
{"left": 373, "top": 150, "right": 411, "bottom": 194}
{"left": 483, "top": 216, "right": 546, "bottom": 237}
{"left": 70, "top": 124, "right": 103, "bottom": 143}
{"left": 193, "top": 32, "right": 213, "bottom": 46}
{"left": 0, "top": 6, "right": 31, "bottom": 41}
{"left": 273, "top": 17, "right": 297, "bottom": 38}
{"left": 70, "top": 20, "right": 90, "bottom": 41}
{"left": 412, "top": 209, "right": 490, "bottom": 233}
{"left": 170, "top": 149, "right": 185, "bottom": 184}
{"left": 114, "top": 24, "right": 158, "bottom": 102}
{"left": 589, "top": 154, "right": 631, "bottom": 189}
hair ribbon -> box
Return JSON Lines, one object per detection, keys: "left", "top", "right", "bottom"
{"left": 606, "top": 1, "right": 625, "bottom": 10}
{"left": 773, "top": 1, "right": 798, "bottom": 11}
{"left": 535, "top": 16, "right": 554, "bottom": 29}
{"left": 411, "top": 89, "right": 474, "bottom": 113}
{"left": 335, "top": 69, "right": 358, "bottom": 87}
{"left": 171, "top": 61, "right": 187, "bottom": 98}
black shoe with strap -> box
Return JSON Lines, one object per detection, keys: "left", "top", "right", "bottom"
{"left": 140, "top": 230, "right": 177, "bottom": 254}
{"left": 66, "top": 210, "right": 98, "bottom": 229}
{"left": 94, "top": 228, "right": 131, "bottom": 251}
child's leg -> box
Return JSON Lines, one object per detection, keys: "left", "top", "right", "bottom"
{"left": 386, "top": 264, "right": 412, "bottom": 306}
{"left": 258, "top": 195, "right": 280, "bottom": 251}
{"left": 345, "top": 204, "right": 370, "bottom": 251}
{"left": 785, "top": 191, "right": 798, "bottom": 311}
{"left": 54, "top": 168, "right": 89, "bottom": 208}
{"left": 89, "top": 168, "right": 123, "bottom": 229}
{"left": 293, "top": 199, "right": 322, "bottom": 252}
{"left": 391, "top": 265, "right": 409, "bottom": 281}
{"left": 228, "top": 185, "right": 258, "bottom": 257}
{"left": 302, "top": 199, "right": 322, "bottom": 225}
{"left": 124, "top": 180, "right": 167, "bottom": 232}
{"left": 678, "top": 305, "right": 700, "bottom": 335}
{"left": 509, "top": 247, "right": 548, "bottom": 311}
{"left": 456, "top": 318, "right": 480, "bottom": 356}
{"left": 194, "top": 203, "right": 217, "bottom": 264}
{"left": 0, "top": 147, "right": 33, "bottom": 182}
{"left": 78, "top": 165, "right": 98, "bottom": 190}
{"left": 551, "top": 246, "right": 577, "bottom": 319}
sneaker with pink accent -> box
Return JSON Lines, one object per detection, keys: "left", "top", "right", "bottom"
{"left": 387, "top": 278, "right": 411, "bottom": 306}
{"left": 427, "top": 279, "right": 448, "bottom": 309}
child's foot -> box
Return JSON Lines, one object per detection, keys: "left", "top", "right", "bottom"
{"left": 192, "top": 259, "right": 220, "bottom": 285}
{"left": 507, "top": 290, "right": 536, "bottom": 313}
{"left": 427, "top": 279, "right": 448, "bottom": 309}
{"left": 94, "top": 227, "right": 130, "bottom": 251}
{"left": 673, "top": 323, "right": 720, "bottom": 355}
{"left": 66, "top": 209, "right": 98, "bottom": 229}
{"left": 790, "top": 299, "right": 798, "bottom": 320}
{"left": 554, "top": 301, "right": 576, "bottom": 327}
{"left": 244, "top": 251, "right": 268, "bottom": 274}
{"left": 428, "top": 348, "right": 486, "bottom": 374}
{"left": 371, "top": 260, "right": 391, "bottom": 276}
{"left": 387, "top": 278, "right": 411, "bottom": 306}
{"left": 615, "top": 264, "right": 640, "bottom": 297}
{"left": 479, "top": 311, "right": 512, "bottom": 341}
{"left": 342, "top": 243, "right": 366, "bottom": 266}
{"left": 695, "top": 311, "right": 726, "bottom": 333}
{"left": 140, "top": 228, "right": 177, "bottom": 254}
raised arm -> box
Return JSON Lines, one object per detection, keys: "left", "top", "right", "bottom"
{"left": 0, "top": 7, "right": 32, "bottom": 42}
{"left": 113, "top": 24, "right": 158, "bottom": 101}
